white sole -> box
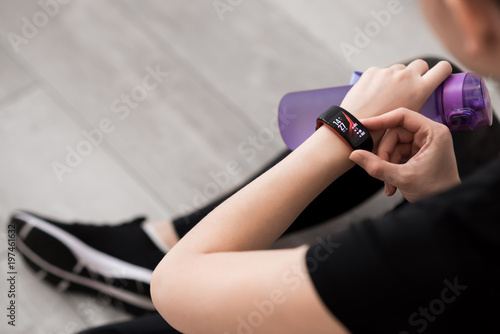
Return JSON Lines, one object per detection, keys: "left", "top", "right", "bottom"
{"left": 13, "top": 212, "right": 156, "bottom": 310}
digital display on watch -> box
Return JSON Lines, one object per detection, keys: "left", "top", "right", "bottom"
{"left": 316, "top": 106, "right": 373, "bottom": 151}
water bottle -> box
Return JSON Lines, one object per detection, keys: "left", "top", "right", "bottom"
{"left": 278, "top": 72, "right": 492, "bottom": 150}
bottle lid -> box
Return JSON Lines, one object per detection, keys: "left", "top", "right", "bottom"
{"left": 442, "top": 73, "right": 492, "bottom": 131}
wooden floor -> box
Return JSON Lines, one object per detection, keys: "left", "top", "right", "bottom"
{"left": 1, "top": 1, "right": 499, "bottom": 333}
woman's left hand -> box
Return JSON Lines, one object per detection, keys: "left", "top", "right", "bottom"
{"left": 341, "top": 59, "right": 452, "bottom": 121}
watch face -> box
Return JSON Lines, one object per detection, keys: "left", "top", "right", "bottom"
{"left": 339, "top": 112, "right": 369, "bottom": 146}
{"left": 319, "top": 106, "right": 373, "bottom": 151}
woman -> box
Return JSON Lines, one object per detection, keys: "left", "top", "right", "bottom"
{"left": 150, "top": 0, "right": 500, "bottom": 333}
{"left": 13, "top": 0, "right": 500, "bottom": 333}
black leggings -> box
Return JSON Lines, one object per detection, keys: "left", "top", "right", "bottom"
{"left": 80, "top": 57, "right": 500, "bottom": 334}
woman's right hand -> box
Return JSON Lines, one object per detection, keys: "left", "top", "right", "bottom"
{"left": 349, "top": 108, "right": 461, "bottom": 203}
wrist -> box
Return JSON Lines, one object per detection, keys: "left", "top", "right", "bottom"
{"left": 434, "top": 175, "right": 462, "bottom": 197}
{"left": 340, "top": 102, "right": 377, "bottom": 120}
{"left": 314, "top": 125, "right": 354, "bottom": 154}
{"left": 299, "top": 126, "right": 354, "bottom": 173}
{"left": 407, "top": 174, "right": 461, "bottom": 203}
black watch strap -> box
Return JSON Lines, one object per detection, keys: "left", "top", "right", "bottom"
{"left": 316, "top": 106, "right": 373, "bottom": 151}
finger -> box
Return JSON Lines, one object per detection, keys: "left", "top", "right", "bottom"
{"left": 382, "top": 142, "right": 411, "bottom": 167}
{"left": 361, "top": 108, "right": 431, "bottom": 133}
{"left": 378, "top": 140, "right": 413, "bottom": 165}
{"left": 422, "top": 60, "right": 453, "bottom": 91}
{"left": 394, "top": 143, "right": 413, "bottom": 163}
{"left": 376, "top": 129, "right": 400, "bottom": 159}
{"left": 411, "top": 140, "right": 423, "bottom": 158}
{"left": 389, "top": 150, "right": 401, "bottom": 164}
{"left": 377, "top": 127, "right": 415, "bottom": 154}
{"left": 375, "top": 127, "right": 415, "bottom": 163}
{"left": 384, "top": 182, "right": 391, "bottom": 196}
{"left": 349, "top": 150, "right": 400, "bottom": 185}
{"left": 390, "top": 63, "right": 406, "bottom": 71}
{"left": 406, "top": 59, "right": 429, "bottom": 76}
{"left": 384, "top": 182, "right": 397, "bottom": 197}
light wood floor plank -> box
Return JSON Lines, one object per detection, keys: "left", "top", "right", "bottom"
{"left": 0, "top": 48, "right": 33, "bottom": 103}
{"left": 266, "top": 0, "right": 452, "bottom": 69}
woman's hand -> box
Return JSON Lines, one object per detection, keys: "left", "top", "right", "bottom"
{"left": 349, "top": 108, "right": 461, "bottom": 203}
{"left": 341, "top": 59, "right": 452, "bottom": 120}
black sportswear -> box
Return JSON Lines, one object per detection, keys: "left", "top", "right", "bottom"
{"left": 307, "top": 158, "right": 500, "bottom": 333}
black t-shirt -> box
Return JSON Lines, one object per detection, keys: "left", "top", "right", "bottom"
{"left": 307, "top": 158, "right": 500, "bottom": 334}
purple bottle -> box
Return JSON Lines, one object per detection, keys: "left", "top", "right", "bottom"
{"left": 279, "top": 72, "right": 492, "bottom": 150}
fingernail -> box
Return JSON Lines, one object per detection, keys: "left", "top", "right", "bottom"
{"left": 384, "top": 184, "right": 390, "bottom": 196}
{"left": 349, "top": 151, "right": 364, "bottom": 165}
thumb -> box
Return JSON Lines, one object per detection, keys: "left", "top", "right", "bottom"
{"left": 349, "top": 150, "right": 399, "bottom": 184}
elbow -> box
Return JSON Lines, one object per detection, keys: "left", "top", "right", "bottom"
{"left": 150, "top": 261, "right": 167, "bottom": 313}
{"left": 152, "top": 248, "right": 206, "bottom": 333}
{"left": 150, "top": 255, "right": 184, "bottom": 331}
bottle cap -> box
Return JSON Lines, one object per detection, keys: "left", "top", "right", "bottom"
{"left": 442, "top": 73, "right": 492, "bottom": 131}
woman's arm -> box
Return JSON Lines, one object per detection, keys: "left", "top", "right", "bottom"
{"left": 154, "top": 126, "right": 353, "bottom": 333}
{"left": 151, "top": 60, "right": 453, "bottom": 334}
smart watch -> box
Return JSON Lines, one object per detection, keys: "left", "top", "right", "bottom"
{"left": 316, "top": 106, "right": 373, "bottom": 151}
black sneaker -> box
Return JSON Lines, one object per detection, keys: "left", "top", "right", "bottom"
{"left": 10, "top": 210, "right": 166, "bottom": 315}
